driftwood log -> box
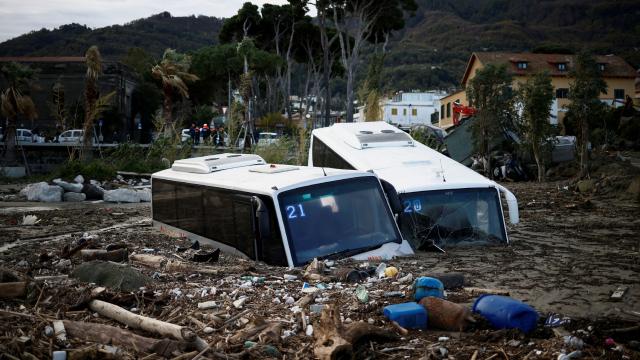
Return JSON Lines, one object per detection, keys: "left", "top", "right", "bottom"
{"left": 0, "top": 282, "right": 27, "bottom": 299}
{"left": 88, "top": 299, "right": 196, "bottom": 342}
{"left": 314, "top": 304, "right": 398, "bottom": 360}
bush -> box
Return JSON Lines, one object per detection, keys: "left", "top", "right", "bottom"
{"left": 55, "top": 160, "right": 116, "bottom": 181}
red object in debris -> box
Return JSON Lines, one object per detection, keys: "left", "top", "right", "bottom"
{"left": 605, "top": 338, "right": 615, "bottom": 346}
{"left": 452, "top": 102, "right": 477, "bottom": 126}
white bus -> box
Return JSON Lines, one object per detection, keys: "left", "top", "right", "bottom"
{"left": 151, "top": 153, "right": 413, "bottom": 267}
{"left": 309, "top": 122, "right": 519, "bottom": 249}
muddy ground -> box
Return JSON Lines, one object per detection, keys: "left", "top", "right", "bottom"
{"left": 0, "top": 175, "right": 639, "bottom": 359}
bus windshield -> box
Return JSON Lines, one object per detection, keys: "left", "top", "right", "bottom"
{"left": 278, "top": 176, "right": 401, "bottom": 266}
{"left": 398, "top": 187, "right": 507, "bottom": 248}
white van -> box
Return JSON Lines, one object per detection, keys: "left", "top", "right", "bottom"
{"left": 151, "top": 154, "right": 413, "bottom": 267}
{"left": 309, "top": 122, "right": 519, "bottom": 249}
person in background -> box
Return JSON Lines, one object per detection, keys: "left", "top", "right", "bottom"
{"left": 211, "top": 126, "right": 218, "bottom": 147}
{"left": 202, "top": 123, "right": 210, "bottom": 144}
{"left": 218, "top": 126, "right": 225, "bottom": 146}
{"left": 194, "top": 126, "right": 200, "bottom": 145}
{"left": 189, "top": 123, "right": 196, "bottom": 144}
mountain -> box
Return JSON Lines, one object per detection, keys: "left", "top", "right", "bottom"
{"left": 0, "top": 12, "right": 223, "bottom": 59}
{"left": 382, "top": 0, "right": 640, "bottom": 90}
{"left": 0, "top": 1, "right": 638, "bottom": 90}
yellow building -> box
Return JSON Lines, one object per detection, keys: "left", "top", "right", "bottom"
{"left": 439, "top": 52, "right": 637, "bottom": 129}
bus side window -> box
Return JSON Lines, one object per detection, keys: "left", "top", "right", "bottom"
{"left": 255, "top": 196, "right": 288, "bottom": 266}
{"left": 152, "top": 179, "right": 177, "bottom": 226}
{"left": 233, "top": 198, "right": 255, "bottom": 259}
{"left": 176, "top": 184, "right": 204, "bottom": 236}
{"left": 312, "top": 136, "right": 354, "bottom": 170}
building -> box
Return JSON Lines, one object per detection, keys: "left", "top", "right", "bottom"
{"left": 0, "top": 56, "right": 137, "bottom": 139}
{"left": 439, "top": 52, "right": 637, "bottom": 129}
{"left": 382, "top": 91, "right": 447, "bottom": 129}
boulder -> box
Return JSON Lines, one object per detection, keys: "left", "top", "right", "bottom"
{"left": 73, "top": 175, "right": 85, "bottom": 184}
{"left": 104, "top": 188, "right": 140, "bottom": 203}
{"left": 20, "top": 182, "right": 63, "bottom": 202}
{"left": 53, "top": 179, "right": 83, "bottom": 193}
{"left": 577, "top": 179, "right": 594, "bottom": 193}
{"left": 136, "top": 188, "right": 151, "bottom": 202}
{"left": 71, "top": 261, "right": 151, "bottom": 292}
{"left": 82, "top": 184, "right": 105, "bottom": 200}
{"left": 63, "top": 192, "right": 86, "bottom": 202}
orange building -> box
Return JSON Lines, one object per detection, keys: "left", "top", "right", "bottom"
{"left": 439, "top": 52, "right": 637, "bottom": 129}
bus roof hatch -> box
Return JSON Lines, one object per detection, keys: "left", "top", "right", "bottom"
{"left": 171, "top": 154, "right": 265, "bottom": 174}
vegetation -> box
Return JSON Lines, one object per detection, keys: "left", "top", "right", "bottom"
{"left": 0, "top": 62, "right": 39, "bottom": 166}
{"left": 518, "top": 71, "right": 554, "bottom": 182}
{"left": 466, "top": 63, "right": 514, "bottom": 178}
{"left": 566, "top": 51, "right": 608, "bottom": 179}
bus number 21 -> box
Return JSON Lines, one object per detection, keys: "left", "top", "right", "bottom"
{"left": 287, "top": 204, "right": 306, "bottom": 219}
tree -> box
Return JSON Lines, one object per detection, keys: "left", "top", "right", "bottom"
{"left": 566, "top": 51, "right": 607, "bottom": 179}
{"left": 151, "top": 49, "right": 199, "bottom": 137}
{"left": 518, "top": 71, "right": 554, "bottom": 182}
{"left": 328, "top": 0, "right": 417, "bottom": 122}
{"left": 0, "top": 62, "right": 38, "bottom": 166}
{"left": 81, "top": 46, "right": 102, "bottom": 159}
{"left": 358, "top": 52, "right": 385, "bottom": 121}
{"left": 466, "top": 63, "right": 514, "bottom": 178}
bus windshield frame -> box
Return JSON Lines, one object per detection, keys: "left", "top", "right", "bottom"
{"left": 398, "top": 187, "right": 507, "bottom": 248}
{"left": 277, "top": 176, "right": 402, "bottom": 266}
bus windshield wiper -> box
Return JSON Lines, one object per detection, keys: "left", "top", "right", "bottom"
{"left": 318, "top": 244, "right": 385, "bottom": 261}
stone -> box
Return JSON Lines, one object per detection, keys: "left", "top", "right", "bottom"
{"left": 63, "top": 192, "right": 86, "bottom": 202}
{"left": 82, "top": 184, "right": 104, "bottom": 200}
{"left": 104, "top": 188, "right": 140, "bottom": 203}
{"left": 71, "top": 261, "right": 151, "bottom": 292}
{"left": 73, "top": 175, "right": 85, "bottom": 184}
{"left": 20, "top": 182, "right": 63, "bottom": 202}
{"left": 136, "top": 188, "right": 151, "bottom": 202}
{"left": 53, "top": 179, "right": 83, "bottom": 193}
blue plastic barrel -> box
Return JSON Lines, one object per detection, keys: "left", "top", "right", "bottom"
{"left": 472, "top": 295, "right": 539, "bottom": 333}
{"left": 414, "top": 277, "right": 444, "bottom": 301}
{"left": 383, "top": 302, "right": 428, "bottom": 329}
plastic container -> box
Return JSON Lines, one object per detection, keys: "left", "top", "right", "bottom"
{"left": 419, "top": 296, "right": 472, "bottom": 331}
{"left": 472, "top": 295, "right": 539, "bottom": 333}
{"left": 414, "top": 277, "right": 444, "bottom": 301}
{"left": 383, "top": 302, "right": 428, "bottom": 329}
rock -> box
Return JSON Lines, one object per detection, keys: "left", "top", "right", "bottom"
{"left": 73, "top": 175, "right": 85, "bottom": 184}
{"left": 20, "top": 182, "right": 63, "bottom": 202}
{"left": 71, "top": 261, "right": 151, "bottom": 292}
{"left": 63, "top": 192, "right": 86, "bottom": 202}
{"left": 577, "top": 179, "right": 594, "bottom": 193}
{"left": 136, "top": 188, "right": 151, "bottom": 202}
{"left": 82, "top": 184, "right": 104, "bottom": 200}
{"left": 90, "top": 179, "right": 101, "bottom": 186}
{"left": 104, "top": 188, "right": 140, "bottom": 203}
{"left": 53, "top": 179, "right": 83, "bottom": 193}
{"left": 203, "top": 327, "right": 214, "bottom": 334}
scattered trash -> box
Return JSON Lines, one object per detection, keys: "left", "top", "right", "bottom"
{"left": 558, "top": 350, "right": 582, "bottom": 360}
{"left": 610, "top": 286, "right": 628, "bottom": 301}
{"left": 419, "top": 297, "right": 474, "bottom": 331}
{"left": 21, "top": 214, "right": 40, "bottom": 226}
{"left": 397, "top": 273, "right": 413, "bottom": 284}
{"left": 438, "top": 336, "right": 450, "bottom": 342}
{"left": 564, "top": 335, "right": 584, "bottom": 350}
{"left": 355, "top": 284, "right": 369, "bottom": 303}
{"left": 414, "top": 277, "right": 444, "bottom": 301}
{"left": 306, "top": 324, "right": 314, "bottom": 336}
{"left": 383, "top": 302, "right": 427, "bottom": 329}
{"left": 384, "top": 266, "right": 399, "bottom": 278}
{"left": 197, "top": 301, "right": 218, "bottom": 310}
{"left": 472, "top": 295, "right": 539, "bottom": 333}
{"left": 71, "top": 261, "right": 151, "bottom": 292}
{"left": 284, "top": 274, "right": 297, "bottom": 281}
{"left": 384, "top": 291, "right": 405, "bottom": 298}
{"left": 191, "top": 249, "right": 220, "bottom": 263}
{"left": 375, "top": 263, "right": 387, "bottom": 278}
{"left": 545, "top": 313, "right": 571, "bottom": 327}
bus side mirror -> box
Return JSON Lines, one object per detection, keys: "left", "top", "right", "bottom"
{"left": 495, "top": 185, "right": 519, "bottom": 225}
{"left": 252, "top": 196, "right": 271, "bottom": 242}
{"left": 380, "top": 179, "right": 402, "bottom": 214}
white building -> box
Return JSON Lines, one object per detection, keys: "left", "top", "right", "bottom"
{"left": 382, "top": 91, "right": 447, "bottom": 129}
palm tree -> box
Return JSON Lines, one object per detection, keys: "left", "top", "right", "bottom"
{"left": 151, "top": 49, "right": 199, "bottom": 137}
{"left": 81, "top": 46, "right": 102, "bottom": 159}
{"left": 1, "top": 62, "right": 38, "bottom": 166}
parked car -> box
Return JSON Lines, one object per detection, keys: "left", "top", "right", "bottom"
{"left": 57, "top": 129, "right": 84, "bottom": 143}
{"left": 257, "top": 132, "right": 280, "bottom": 146}
{"left": 16, "top": 129, "right": 33, "bottom": 143}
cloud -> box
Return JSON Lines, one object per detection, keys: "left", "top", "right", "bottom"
{"left": 0, "top": 0, "right": 289, "bottom": 42}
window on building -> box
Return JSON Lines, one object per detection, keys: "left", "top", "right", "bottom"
{"left": 440, "top": 105, "right": 444, "bottom": 119}
{"left": 614, "top": 89, "right": 624, "bottom": 99}
{"left": 556, "top": 88, "right": 569, "bottom": 99}
{"left": 403, "top": 108, "right": 407, "bottom": 116}
{"left": 446, "top": 103, "right": 451, "bottom": 118}
{"left": 391, "top": 108, "right": 397, "bottom": 116}
{"left": 411, "top": 108, "right": 417, "bottom": 116}
{"left": 598, "top": 63, "right": 606, "bottom": 71}
{"left": 517, "top": 62, "right": 528, "bottom": 70}
{"left": 557, "top": 63, "right": 567, "bottom": 71}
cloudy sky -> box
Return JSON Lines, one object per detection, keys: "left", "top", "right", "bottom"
{"left": 0, "top": 0, "right": 289, "bottom": 42}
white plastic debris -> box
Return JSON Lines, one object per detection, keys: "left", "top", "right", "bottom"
{"left": 233, "top": 297, "right": 247, "bottom": 309}
{"left": 103, "top": 188, "right": 140, "bottom": 203}
{"left": 284, "top": 274, "right": 298, "bottom": 281}
{"left": 20, "top": 182, "right": 64, "bottom": 202}
{"left": 203, "top": 327, "right": 215, "bottom": 334}
{"left": 305, "top": 324, "right": 314, "bottom": 336}
{"left": 198, "top": 301, "right": 218, "bottom": 310}
{"left": 397, "top": 273, "right": 414, "bottom": 284}
{"left": 22, "top": 214, "right": 41, "bottom": 226}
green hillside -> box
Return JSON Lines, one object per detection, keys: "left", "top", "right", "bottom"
{"left": 0, "top": 12, "right": 223, "bottom": 59}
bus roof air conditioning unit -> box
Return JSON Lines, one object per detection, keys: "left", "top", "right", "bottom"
{"left": 345, "top": 129, "right": 415, "bottom": 149}
{"left": 171, "top": 154, "right": 265, "bottom": 174}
